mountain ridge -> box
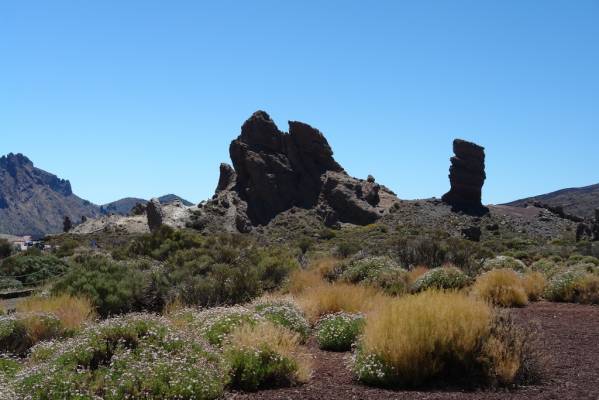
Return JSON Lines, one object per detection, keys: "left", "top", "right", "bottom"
{"left": 505, "top": 183, "right": 599, "bottom": 219}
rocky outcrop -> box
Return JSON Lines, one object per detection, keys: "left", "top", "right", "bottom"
{"left": 442, "top": 139, "right": 488, "bottom": 215}
{"left": 146, "top": 198, "right": 164, "bottom": 232}
{"left": 215, "top": 163, "right": 236, "bottom": 193}
{"left": 576, "top": 208, "right": 599, "bottom": 241}
{"left": 196, "top": 111, "right": 397, "bottom": 231}
{"left": 229, "top": 111, "right": 344, "bottom": 225}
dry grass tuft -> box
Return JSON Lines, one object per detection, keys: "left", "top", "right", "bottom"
{"left": 521, "top": 272, "right": 547, "bottom": 301}
{"left": 296, "top": 282, "right": 388, "bottom": 324}
{"left": 287, "top": 269, "right": 324, "bottom": 295}
{"left": 471, "top": 269, "right": 529, "bottom": 307}
{"left": 311, "top": 257, "right": 342, "bottom": 279}
{"left": 407, "top": 266, "right": 429, "bottom": 285}
{"left": 17, "top": 294, "right": 95, "bottom": 331}
{"left": 360, "top": 291, "right": 492, "bottom": 386}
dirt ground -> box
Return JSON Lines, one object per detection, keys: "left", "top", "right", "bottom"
{"left": 226, "top": 302, "right": 599, "bottom": 400}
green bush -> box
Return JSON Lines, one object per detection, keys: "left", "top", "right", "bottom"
{"left": 0, "top": 356, "right": 20, "bottom": 378}
{"left": 253, "top": 300, "right": 309, "bottom": 342}
{"left": 335, "top": 241, "right": 360, "bottom": 258}
{"left": 0, "top": 239, "right": 12, "bottom": 260}
{"left": 0, "top": 255, "right": 67, "bottom": 286}
{"left": 52, "top": 256, "right": 147, "bottom": 317}
{"left": 184, "top": 306, "right": 262, "bottom": 347}
{"left": 482, "top": 256, "right": 528, "bottom": 273}
{"left": 340, "top": 256, "right": 409, "bottom": 295}
{"left": 134, "top": 229, "right": 299, "bottom": 307}
{"left": 545, "top": 270, "right": 599, "bottom": 304}
{"left": 0, "top": 313, "right": 64, "bottom": 356}
{"left": 12, "top": 314, "right": 228, "bottom": 400}
{"left": 52, "top": 238, "right": 80, "bottom": 258}
{"left": 410, "top": 266, "right": 470, "bottom": 292}
{"left": 0, "top": 278, "right": 22, "bottom": 291}
{"left": 531, "top": 258, "right": 561, "bottom": 278}
{"left": 225, "top": 345, "right": 299, "bottom": 391}
{"left": 315, "top": 312, "right": 364, "bottom": 351}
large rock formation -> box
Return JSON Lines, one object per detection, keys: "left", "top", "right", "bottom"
{"left": 0, "top": 153, "right": 101, "bottom": 236}
{"left": 442, "top": 139, "right": 488, "bottom": 215}
{"left": 196, "top": 111, "right": 397, "bottom": 231}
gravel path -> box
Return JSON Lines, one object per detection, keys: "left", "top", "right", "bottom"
{"left": 226, "top": 302, "right": 599, "bottom": 400}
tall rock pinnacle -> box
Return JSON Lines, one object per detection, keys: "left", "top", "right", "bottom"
{"left": 442, "top": 139, "right": 488, "bottom": 215}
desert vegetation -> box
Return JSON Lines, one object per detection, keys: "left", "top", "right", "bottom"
{"left": 1, "top": 224, "right": 598, "bottom": 398}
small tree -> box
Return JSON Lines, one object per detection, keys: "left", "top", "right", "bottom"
{"left": 63, "top": 216, "right": 72, "bottom": 232}
{"left": 0, "top": 238, "right": 12, "bottom": 259}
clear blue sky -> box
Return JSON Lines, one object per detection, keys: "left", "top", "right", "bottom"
{"left": 1, "top": 1, "right": 597, "bottom": 205}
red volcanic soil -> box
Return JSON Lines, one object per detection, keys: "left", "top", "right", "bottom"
{"left": 226, "top": 302, "right": 599, "bottom": 400}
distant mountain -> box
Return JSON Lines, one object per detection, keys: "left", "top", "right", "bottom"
{"left": 101, "top": 197, "right": 146, "bottom": 215}
{"left": 101, "top": 194, "right": 193, "bottom": 216}
{"left": 505, "top": 183, "right": 599, "bottom": 219}
{"left": 0, "top": 153, "right": 101, "bottom": 237}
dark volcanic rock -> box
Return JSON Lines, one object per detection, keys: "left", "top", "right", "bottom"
{"left": 199, "top": 111, "right": 397, "bottom": 231}
{"left": 229, "top": 111, "right": 344, "bottom": 225}
{"left": 146, "top": 198, "right": 164, "bottom": 232}
{"left": 319, "top": 171, "right": 382, "bottom": 226}
{"left": 215, "top": 163, "right": 236, "bottom": 193}
{"left": 442, "top": 139, "right": 488, "bottom": 215}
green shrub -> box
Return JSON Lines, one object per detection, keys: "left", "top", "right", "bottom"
{"left": 482, "top": 256, "right": 528, "bottom": 273}
{"left": 226, "top": 346, "right": 298, "bottom": 391}
{"left": 0, "top": 356, "right": 20, "bottom": 378}
{"left": 186, "top": 306, "right": 262, "bottom": 347}
{"left": 340, "top": 256, "right": 409, "bottom": 295}
{"left": 315, "top": 312, "right": 364, "bottom": 351}
{"left": 335, "top": 241, "right": 360, "bottom": 258}
{"left": 410, "top": 266, "right": 470, "bottom": 292}
{"left": 0, "top": 255, "right": 67, "bottom": 286}
{"left": 52, "top": 255, "right": 147, "bottom": 317}
{"left": 531, "top": 258, "right": 561, "bottom": 278}
{"left": 12, "top": 314, "right": 228, "bottom": 400}
{"left": 0, "top": 278, "right": 22, "bottom": 291}
{"left": 253, "top": 300, "right": 309, "bottom": 342}
{"left": 545, "top": 270, "right": 599, "bottom": 304}
{"left": 0, "top": 313, "right": 64, "bottom": 356}
{"left": 52, "top": 238, "right": 80, "bottom": 258}
{"left": 0, "top": 239, "right": 12, "bottom": 260}
{"left": 224, "top": 322, "right": 310, "bottom": 391}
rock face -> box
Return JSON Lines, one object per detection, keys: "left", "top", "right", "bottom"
{"left": 196, "top": 111, "right": 397, "bottom": 231}
{"left": 146, "top": 198, "right": 164, "bottom": 232}
{"left": 442, "top": 139, "right": 488, "bottom": 215}
{"left": 576, "top": 208, "right": 599, "bottom": 241}
{"left": 0, "top": 153, "right": 101, "bottom": 236}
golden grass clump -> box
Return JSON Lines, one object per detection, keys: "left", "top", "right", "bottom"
{"left": 227, "top": 321, "right": 312, "bottom": 384}
{"left": 17, "top": 294, "right": 95, "bottom": 331}
{"left": 360, "top": 291, "right": 492, "bottom": 386}
{"left": 311, "top": 256, "right": 342, "bottom": 278}
{"left": 296, "top": 282, "right": 388, "bottom": 324}
{"left": 407, "top": 266, "right": 429, "bottom": 285}
{"left": 471, "top": 269, "right": 528, "bottom": 307}
{"left": 521, "top": 272, "right": 547, "bottom": 301}
{"left": 287, "top": 269, "right": 324, "bottom": 295}
{"left": 574, "top": 274, "right": 599, "bottom": 304}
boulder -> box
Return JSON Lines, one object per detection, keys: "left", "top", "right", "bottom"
{"left": 442, "top": 139, "right": 488, "bottom": 215}
{"left": 146, "top": 198, "right": 164, "bottom": 232}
